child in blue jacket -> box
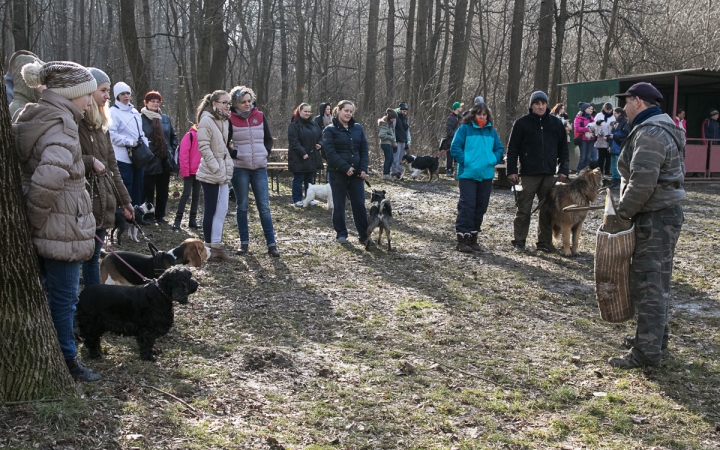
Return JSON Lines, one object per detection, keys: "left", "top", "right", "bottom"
{"left": 450, "top": 103, "right": 504, "bottom": 252}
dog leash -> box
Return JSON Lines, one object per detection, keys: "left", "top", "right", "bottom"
{"left": 94, "top": 234, "right": 151, "bottom": 283}
{"left": 431, "top": 149, "right": 449, "bottom": 158}
{"left": 531, "top": 176, "right": 560, "bottom": 214}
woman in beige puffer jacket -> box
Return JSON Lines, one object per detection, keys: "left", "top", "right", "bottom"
{"left": 195, "top": 90, "right": 234, "bottom": 261}
{"left": 12, "top": 61, "right": 101, "bottom": 382}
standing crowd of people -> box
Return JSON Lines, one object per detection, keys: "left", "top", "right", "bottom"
{"left": 4, "top": 42, "right": 691, "bottom": 385}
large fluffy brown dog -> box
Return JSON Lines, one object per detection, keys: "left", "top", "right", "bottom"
{"left": 541, "top": 167, "right": 602, "bottom": 256}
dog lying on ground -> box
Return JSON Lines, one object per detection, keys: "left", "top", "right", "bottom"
{"left": 111, "top": 202, "right": 155, "bottom": 244}
{"left": 540, "top": 167, "right": 603, "bottom": 256}
{"left": 76, "top": 266, "right": 199, "bottom": 361}
{"left": 303, "top": 183, "right": 334, "bottom": 209}
{"left": 366, "top": 189, "right": 392, "bottom": 251}
{"left": 100, "top": 239, "right": 209, "bottom": 285}
{"left": 401, "top": 154, "right": 440, "bottom": 182}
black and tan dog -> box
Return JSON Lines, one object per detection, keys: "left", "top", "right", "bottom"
{"left": 540, "top": 167, "right": 603, "bottom": 256}
{"left": 366, "top": 189, "right": 392, "bottom": 251}
{"left": 77, "top": 266, "right": 199, "bottom": 361}
{"left": 101, "top": 238, "right": 209, "bottom": 285}
{"left": 401, "top": 154, "right": 440, "bottom": 182}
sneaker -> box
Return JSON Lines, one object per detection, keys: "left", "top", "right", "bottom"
{"left": 337, "top": 236, "right": 348, "bottom": 244}
{"left": 294, "top": 201, "right": 304, "bottom": 207}
{"left": 607, "top": 352, "right": 645, "bottom": 369}
{"left": 536, "top": 243, "right": 557, "bottom": 253}
{"left": 383, "top": 175, "right": 391, "bottom": 180}
{"left": 65, "top": 358, "right": 101, "bottom": 382}
{"left": 310, "top": 200, "right": 318, "bottom": 206}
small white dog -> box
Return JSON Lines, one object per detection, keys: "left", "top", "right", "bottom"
{"left": 303, "top": 183, "right": 333, "bottom": 209}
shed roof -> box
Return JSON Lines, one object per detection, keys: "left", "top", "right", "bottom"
{"left": 559, "top": 68, "right": 720, "bottom": 94}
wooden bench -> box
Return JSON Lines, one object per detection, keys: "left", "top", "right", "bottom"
{"left": 493, "top": 163, "right": 511, "bottom": 188}
{"left": 266, "top": 161, "right": 328, "bottom": 194}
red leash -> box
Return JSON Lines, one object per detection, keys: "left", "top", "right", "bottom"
{"left": 94, "top": 234, "right": 151, "bottom": 283}
{"left": 431, "top": 149, "right": 449, "bottom": 158}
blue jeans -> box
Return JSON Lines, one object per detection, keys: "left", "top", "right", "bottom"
{"left": 230, "top": 167, "right": 276, "bottom": 246}
{"left": 610, "top": 154, "right": 621, "bottom": 180}
{"left": 380, "top": 144, "right": 394, "bottom": 175}
{"left": 577, "top": 140, "right": 595, "bottom": 171}
{"left": 39, "top": 257, "right": 81, "bottom": 360}
{"left": 328, "top": 172, "right": 368, "bottom": 241}
{"left": 292, "top": 171, "right": 315, "bottom": 203}
{"left": 82, "top": 229, "right": 105, "bottom": 287}
{"left": 455, "top": 179, "right": 493, "bottom": 233}
{"left": 117, "top": 161, "right": 145, "bottom": 206}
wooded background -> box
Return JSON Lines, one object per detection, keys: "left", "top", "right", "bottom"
{"left": 3, "top": 0, "right": 720, "bottom": 149}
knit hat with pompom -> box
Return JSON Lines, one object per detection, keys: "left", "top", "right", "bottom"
{"left": 21, "top": 61, "right": 96, "bottom": 100}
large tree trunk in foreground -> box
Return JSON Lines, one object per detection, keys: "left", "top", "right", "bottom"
{"left": 0, "top": 61, "right": 76, "bottom": 403}
{"left": 533, "top": 0, "right": 554, "bottom": 92}
{"left": 505, "top": 0, "right": 525, "bottom": 139}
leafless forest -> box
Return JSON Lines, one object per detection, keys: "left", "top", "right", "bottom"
{"left": 3, "top": 0, "right": 720, "bottom": 147}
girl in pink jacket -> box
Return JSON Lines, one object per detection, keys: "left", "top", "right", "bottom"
{"left": 173, "top": 124, "right": 202, "bottom": 228}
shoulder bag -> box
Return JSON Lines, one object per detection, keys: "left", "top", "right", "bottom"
{"left": 127, "top": 117, "right": 153, "bottom": 169}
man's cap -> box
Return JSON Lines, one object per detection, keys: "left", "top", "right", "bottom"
{"left": 399, "top": 102, "right": 409, "bottom": 110}
{"left": 529, "top": 91, "right": 548, "bottom": 108}
{"left": 615, "top": 82, "right": 663, "bottom": 105}
{"left": 452, "top": 101, "right": 463, "bottom": 110}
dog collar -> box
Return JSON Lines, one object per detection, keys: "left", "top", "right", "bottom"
{"left": 153, "top": 252, "right": 170, "bottom": 276}
{"left": 150, "top": 279, "right": 170, "bottom": 299}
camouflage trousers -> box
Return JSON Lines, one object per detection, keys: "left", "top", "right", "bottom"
{"left": 630, "top": 204, "right": 683, "bottom": 366}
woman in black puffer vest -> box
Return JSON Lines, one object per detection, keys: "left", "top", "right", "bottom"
{"left": 288, "top": 103, "right": 323, "bottom": 206}
{"left": 321, "top": 100, "right": 369, "bottom": 244}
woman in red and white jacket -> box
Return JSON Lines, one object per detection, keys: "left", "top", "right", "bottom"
{"left": 173, "top": 124, "right": 202, "bottom": 229}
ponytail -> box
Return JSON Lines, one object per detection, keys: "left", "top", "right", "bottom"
{"left": 195, "top": 90, "right": 229, "bottom": 123}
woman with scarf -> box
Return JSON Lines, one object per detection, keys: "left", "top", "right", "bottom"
{"left": 288, "top": 102, "right": 323, "bottom": 206}
{"left": 450, "top": 102, "right": 504, "bottom": 253}
{"left": 141, "top": 91, "right": 178, "bottom": 223}
{"left": 228, "top": 86, "right": 279, "bottom": 257}
{"left": 315, "top": 102, "right": 333, "bottom": 131}
{"left": 79, "top": 68, "right": 134, "bottom": 287}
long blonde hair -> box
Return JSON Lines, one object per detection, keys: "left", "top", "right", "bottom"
{"left": 85, "top": 96, "right": 111, "bottom": 132}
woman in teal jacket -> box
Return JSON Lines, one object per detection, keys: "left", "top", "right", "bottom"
{"left": 450, "top": 103, "right": 504, "bottom": 253}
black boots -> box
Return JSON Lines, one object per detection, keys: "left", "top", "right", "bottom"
{"left": 469, "top": 231, "right": 484, "bottom": 252}
{"left": 66, "top": 358, "right": 101, "bottom": 382}
{"left": 174, "top": 214, "right": 199, "bottom": 229}
{"left": 172, "top": 218, "right": 181, "bottom": 229}
{"left": 188, "top": 217, "right": 199, "bottom": 228}
{"left": 456, "top": 233, "right": 473, "bottom": 253}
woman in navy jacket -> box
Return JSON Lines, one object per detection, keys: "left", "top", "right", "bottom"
{"left": 321, "top": 100, "right": 369, "bottom": 244}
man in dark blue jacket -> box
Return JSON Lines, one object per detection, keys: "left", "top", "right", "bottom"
{"left": 507, "top": 91, "right": 570, "bottom": 253}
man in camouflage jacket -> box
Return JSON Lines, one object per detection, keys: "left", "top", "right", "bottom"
{"left": 609, "top": 82, "right": 685, "bottom": 369}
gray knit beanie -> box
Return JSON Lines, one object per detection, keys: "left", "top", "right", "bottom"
{"left": 529, "top": 91, "right": 549, "bottom": 108}
{"left": 578, "top": 102, "right": 591, "bottom": 112}
{"left": 87, "top": 67, "right": 110, "bottom": 87}
{"left": 21, "top": 61, "right": 96, "bottom": 100}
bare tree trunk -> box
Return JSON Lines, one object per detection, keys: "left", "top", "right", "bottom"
{"left": 533, "top": 0, "right": 554, "bottom": 92}
{"left": 549, "top": 0, "right": 567, "bottom": 105}
{"left": 364, "top": 0, "right": 380, "bottom": 114}
{"left": 412, "top": 0, "right": 428, "bottom": 95}
{"left": 198, "top": 0, "right": 229, "bottom": 98}
{"left": 402, "top": 0, "right": 416, "bottom": 101}
{"left": 55, "top": 0, "right": 69, "bottom": 59}
{"left": 574, "top": 0, "right": 585, "bottom": 82}
{"left": 447, "top": 0, "right": 468, "bottom": 102}
{"left": 257, "top": 0, "right": 274, "bottom": 108}
{"left": 188, "top": 0, "right": 199, "bottom": 101}
{"left": 12, "top": 0, "right": 28, "bottom": 51}
{"left": 505, "top": 0, "right": 525, "bottom": 137}
{"left": 295, "top": 0, "right": 307, "bottom": 106}
{"left": 0, "top": 65, "right": 77, "bottom": 403}
{"left": 434, "top": 0, "right": 450, "bottom": 100}
{"left": 141, "top": 0, "right": 153, "bottom": 87}
{"left": 320, "top": 0, "right": 332, "bottom": 101}
{"left": 119, "top": 0, "right": 150, "bottom": 98}
{"left": 279, "top": 0, "right": 289, "bottom": 108}
{"left": 79, "top": 0, "right": 86, "bottom": 64}
{"left": 385, "top": 0, "right": 395, "bottom": 99}
{"left": 600, "top": 0, "right": 619, "bottom": 80}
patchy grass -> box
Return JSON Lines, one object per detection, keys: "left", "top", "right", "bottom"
{"left": 1, "top": 176, "right": 719, "bottom": 449}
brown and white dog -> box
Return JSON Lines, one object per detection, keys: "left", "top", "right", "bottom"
{"left": 100, "top": 238, "right": 210, "bottom": 285}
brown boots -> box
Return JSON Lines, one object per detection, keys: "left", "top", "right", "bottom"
{"left": 208, "top": 243, "right": 232, "bottom": 261}
{"left": 456, "top": 232, "right": 484, "bottom": 253}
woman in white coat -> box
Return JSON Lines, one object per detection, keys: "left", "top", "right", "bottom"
{"left": 108, "top": 81, "right": 148, "bottom": 206}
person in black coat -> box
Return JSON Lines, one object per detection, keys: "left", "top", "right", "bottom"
{"left": 288, "top": 103, "right": 323, "bottom": 206}
{"left": 140, "top": 91, "right": 178, "bottom": 222}
{"left": 506, "top": 91, "right": 569, "bottom": 253}
{"left": 321, "top": 100, "right": 369, "bottom": 244}
{"left": 315, "top": 102, "right": 333, "bottom": 132}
